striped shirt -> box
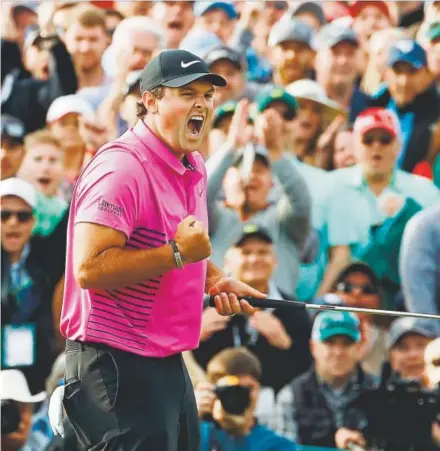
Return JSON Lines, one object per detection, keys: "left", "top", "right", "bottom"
{"left": 60, "top": 120, "right": 209, "bottom": 357}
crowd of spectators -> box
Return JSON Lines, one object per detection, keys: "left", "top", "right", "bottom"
{"left": 1, "top": 1, "right": 440, "bottom": 450}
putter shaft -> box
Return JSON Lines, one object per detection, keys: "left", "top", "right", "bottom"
{"left": 208, "top": 296, "right": 440, "bottom": 321}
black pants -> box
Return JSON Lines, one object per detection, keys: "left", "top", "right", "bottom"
{"left": 63, "top": 340, "right": 200, "bottom": 451}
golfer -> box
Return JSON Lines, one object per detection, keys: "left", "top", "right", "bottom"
{"left": 59, "top": 49, "right": 265, "bottom": 451}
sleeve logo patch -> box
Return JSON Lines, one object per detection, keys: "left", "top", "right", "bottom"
{"left": 98, "top": 199, "right": 124, "bottom": 217}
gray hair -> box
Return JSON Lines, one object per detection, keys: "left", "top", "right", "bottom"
{"left": 112, "top": 16, "right": 165, "bottom": 49}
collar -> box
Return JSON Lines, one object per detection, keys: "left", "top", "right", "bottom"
{"left": 132, "top": 120, "right": 201, "bottom": 176}
{"left": 10, "top": 243, "right": 31, "bottom": 271}
{"left": 316, "top": 367, "right": 360, "bottom": 393}
{"left": 350, "top": 165, "right": 397, "bottom": 190}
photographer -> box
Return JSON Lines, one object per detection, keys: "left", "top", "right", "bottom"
{"left": 1, "top": 369, "right": 46, "bottom": 451}
{"left": 335, "top": 318, "right": 440, "bottom": 451}
{"left": 1, "top": 4, "right": 78, "bottom": 134}
{"left": 275, "top": 311, "right": 375, "bottom": 449}
{"left": 195, "top": 348, "right": 296, "bottom": 450}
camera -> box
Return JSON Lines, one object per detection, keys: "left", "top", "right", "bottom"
{"left": 353, "top": 363, "right": 440, "bottom": 451}
{"left": 215, "top": 384, "right": 251, "bottom": 416}
{"left": 1, "top": 400, "right": 21, "bottom": 435}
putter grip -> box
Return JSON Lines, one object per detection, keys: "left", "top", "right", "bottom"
{"left": 208, "top": 295, "right": 306, "bottom": 310}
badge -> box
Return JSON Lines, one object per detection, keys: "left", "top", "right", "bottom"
{"left": 1, "top": 324, "right": 36, "bottom": 368}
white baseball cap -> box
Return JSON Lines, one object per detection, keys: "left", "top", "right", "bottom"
{"left": 46, "top": 95, "right": 94, "bottom": 124}
{"left": 0, "top": 177, "right": 37, "bottom": 209}
{"left": 1, "top": 370, "right": 46, "bottom": 403}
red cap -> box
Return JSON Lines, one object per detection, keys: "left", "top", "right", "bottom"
{"left": 349, "top": 1, "right": 392, "bottom": 21}
{"left": 353, "top": 107, "right": 399, "bottom": 138}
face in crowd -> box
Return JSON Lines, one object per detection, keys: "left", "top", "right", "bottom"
{"left": 152, "top": 1, "right": 194, "bottom": 49}
{"left": 316, "top": 41, "right": 360, "bottom": 90}
{"left": 333, "top": 129, "right": 355, "bottom": 169}
{"left": 1, "top": 196, "right": 35, "bottom": 257}
{"left": 386, "top": 61, "right": 426, "bottom": 107}
{"left": 225, "top": 236, "right": 277, "bottom": 289}
{"left": 64, "top": 15, "right": 109, "bottom": 75}
{"left": 312, "top": 333, "right": 361, "bottom": 384}
{"left": 210, "top": 59, "right": 245, "bottom": 106}
{"left": 333, "top": 269, "right": 381, "bottom": 323}
{"left": 389, "top": 333, "right": 434, "bottom": 381}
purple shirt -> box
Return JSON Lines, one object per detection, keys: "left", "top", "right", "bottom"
{"left": 60, "top": 121, "right": 209, "bottom": 357}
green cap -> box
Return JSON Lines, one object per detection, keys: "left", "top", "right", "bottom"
{"left": 256, "top": 86, "right": 297, "bottom": 120}
{"left": 427, "top": 22, "right": 440, "bottom": 42}
{"left": 312, "top": 311, "right": 361, "bottom": 343}
{"left": 212, "top": 100, "right": 237, "bottom": 128}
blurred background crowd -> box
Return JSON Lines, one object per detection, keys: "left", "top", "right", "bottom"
{"left": 1, "top": 1, "right": 440, "bottom": 450}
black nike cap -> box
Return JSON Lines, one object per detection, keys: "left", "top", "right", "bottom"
{"left": 139, "top": 49, "right": 227, "bottom": 93}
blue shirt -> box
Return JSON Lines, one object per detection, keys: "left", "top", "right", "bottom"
{"left": 201, "top": 421, "right": 297, "bottom": 451}
{"left": 327, "top": 165, "right": 440, "bottom": 258}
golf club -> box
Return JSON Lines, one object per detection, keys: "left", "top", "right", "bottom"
{"left": 208, "top": 296, "right": 440, "bottom": 321}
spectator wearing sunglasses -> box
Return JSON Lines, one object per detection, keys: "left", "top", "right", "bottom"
{"left": 1, "top": 115, "right": 26, "bottom": 181}
{"left": 326, "top": 108, "right": 440, "bottom": 306}
{"left": 1, "top": 178, "right": 58, "bottom": 394}
{"left": 330, "top": 262, "right": 388, "bottom": 377}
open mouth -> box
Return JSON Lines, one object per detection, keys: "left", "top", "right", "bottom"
{"left": 299, "top": 120, "right": 312, "bottom": 130}
{"left": 168, "top": 20, "right": 183, "bottom": 30}
{"left": 187, "top": 115, "right": 205, "bottom": 137}
{"left": 5, "top": 232, "right": 22, "bottom": 242}
{"left": 37, "top": 177, "right": 52, "bottom": 187}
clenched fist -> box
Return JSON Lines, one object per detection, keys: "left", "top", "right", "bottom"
{"left": 174, "top": 216, "right": 211, "bottom": 264}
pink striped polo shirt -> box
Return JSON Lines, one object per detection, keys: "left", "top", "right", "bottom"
{"left": 60, "top": 121, "right": 208, "bottom": 357}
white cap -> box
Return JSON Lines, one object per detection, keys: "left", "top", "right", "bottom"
{"left": 1, "top": 370, "right": 46, "bottom": 403}
{"left": 46, "top": 95, "right": 94, "bottom": 124}
{"left": 0, "top": 177, "right": 37, "bottom": 209}
{"left": 286, "top": 79, "right": 346, "bottom": 125}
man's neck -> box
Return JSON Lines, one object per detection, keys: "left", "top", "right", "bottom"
{"left": 324, "top": 80, "right": 354, "bottom": 108}
{"left": 9, "top": 248, "right": 24, "bottom": 264}
{"left": 64, "top": 148, "right": 85, "bottom": 176}
{"left": 365, "top": 171, "right": 393, "bottom": 196}
{"left": 77, "top": 65, "right": 106, "bottom": 90}
{"left": 317, "top": 369, "right": 353, "bottom": 389}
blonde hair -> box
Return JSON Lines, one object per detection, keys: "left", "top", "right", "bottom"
{"left": 24, "top": 129, "right": 62, "bottom": 153}
{"left": 362, "top": 27, "right": 409, "bottom": 95}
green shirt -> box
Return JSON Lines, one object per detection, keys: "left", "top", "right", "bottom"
{"left": 326, "top": 165, "right": 440, "bottom": 258}
{"left": 33, "top": 192, "right": 68, "bottom": 237}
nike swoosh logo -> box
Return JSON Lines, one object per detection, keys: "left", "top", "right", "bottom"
{"left": 181, "top": 60, "right": 201, "bottom": 68}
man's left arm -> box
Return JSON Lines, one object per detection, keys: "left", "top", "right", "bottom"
{"left": 205, "top": 260, "right": 266, "bottom": 316}
{"left": 272, "top": 154, "right": 311, "bottom": 248}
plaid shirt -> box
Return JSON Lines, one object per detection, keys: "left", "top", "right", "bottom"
{"left": 274, "top": 368, "right": 370, "bottom": 442}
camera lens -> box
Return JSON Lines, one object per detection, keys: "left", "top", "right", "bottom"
{"left": 215, "top": 385, "right": 251, "bottom": 415}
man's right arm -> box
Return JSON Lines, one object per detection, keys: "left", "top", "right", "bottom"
{"left": 73, "top": 222, "right": 177, "bottom": 290}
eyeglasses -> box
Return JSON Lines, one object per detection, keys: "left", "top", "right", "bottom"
{"left": 362, "top": 134, "right": 394, "bottom": 146}
{"left": 1, "top": 210, "right": 33, "bottom": 223}
{"left": 336, "top": 282, "right": 378, "bottom": 295}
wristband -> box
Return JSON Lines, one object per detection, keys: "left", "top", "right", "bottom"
{"left": 169, "top": 240, "right": 184, "bottom": 269}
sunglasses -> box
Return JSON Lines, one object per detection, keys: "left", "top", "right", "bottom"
{"left": 1, "top": 210, "right": 33, "bottom": 223}
{"left": 336, "top": 282, "right": 378, "bottom": 295}
{"left": 362, "top": 134, "right": 394, "bottom": 146}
